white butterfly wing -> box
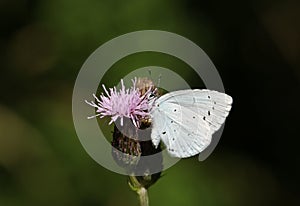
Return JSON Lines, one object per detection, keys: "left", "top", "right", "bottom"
{"left": 150, "top": 89, "right": 232, "bottom": 158}
{"left": 151, "top": 101, "right": 212, "bottom": 158}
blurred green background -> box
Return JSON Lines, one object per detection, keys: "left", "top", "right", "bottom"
{"left": 1, "top": 0, "right": 300, "bottom": 205}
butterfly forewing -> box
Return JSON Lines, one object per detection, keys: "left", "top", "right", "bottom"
{"left": 154, "top": 89, "right": 232, "bottom": 133}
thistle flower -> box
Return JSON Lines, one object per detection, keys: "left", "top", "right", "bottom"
{"left": 85, "top": 78, "right": 152, "bottom": 128}
{"left": 86, "top": 77, "right": 162, "bottom": 206}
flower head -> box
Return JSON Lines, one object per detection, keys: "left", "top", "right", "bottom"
{"left": 85, "top": 78, "right": 152, "bottom": 128}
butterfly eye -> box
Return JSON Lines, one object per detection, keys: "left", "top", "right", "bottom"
{"left": 148, "top": 92, "right": 156, "bottom": 99}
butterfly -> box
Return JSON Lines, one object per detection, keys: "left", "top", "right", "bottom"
{"left": 149, "top": 89, "right": 232, "bottom": 158}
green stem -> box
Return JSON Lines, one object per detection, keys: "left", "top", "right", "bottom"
{"left": 128, "top": 176, "right": 149, "bottom": 206}
{"left": 137, "top": 187, "right": 149, "bottom": 206}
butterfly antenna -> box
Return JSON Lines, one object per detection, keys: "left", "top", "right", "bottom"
{"left": 156, "top": 73, "right": 162, "bottom": 89}
{"left": 148, "top": 68, "right": 152, "bottom": 77}
{"left": 147, "top": 68, "right": 155, "bottom": 84}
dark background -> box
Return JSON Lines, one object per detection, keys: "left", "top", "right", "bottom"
{"left": 0, "top": 0, "right": 299, "bottom": 205}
